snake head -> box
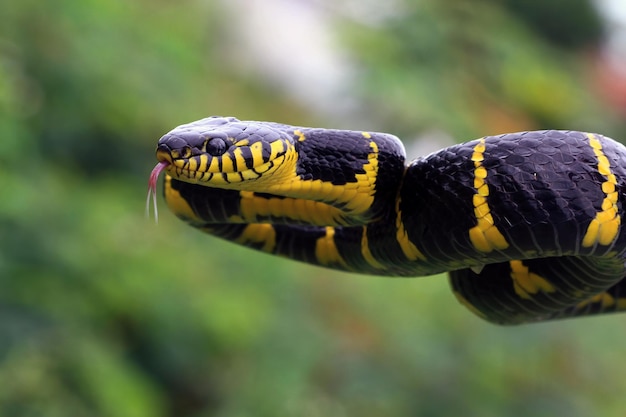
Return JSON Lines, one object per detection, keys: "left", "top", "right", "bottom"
{"left": 155, "top": 116, "right": 297, "bottom": 189}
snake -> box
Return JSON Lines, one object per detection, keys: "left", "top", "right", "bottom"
{"left": 149, "top": 116, "right": 626, "bottom": 325}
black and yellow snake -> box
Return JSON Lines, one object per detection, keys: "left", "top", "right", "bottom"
{"left": 149, "top": 116, "right": 626, "bottom": 325}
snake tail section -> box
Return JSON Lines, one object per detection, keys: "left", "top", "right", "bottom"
{"left": 157, "top": 118, "right": 626, "bottom": 324}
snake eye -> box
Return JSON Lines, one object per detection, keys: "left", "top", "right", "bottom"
{"left": 206, "top": 138, "right": 227, "bottom": 156}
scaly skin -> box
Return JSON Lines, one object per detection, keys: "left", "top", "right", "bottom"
{"left": 151, "top": 117, "right": 626, "bottom": 324}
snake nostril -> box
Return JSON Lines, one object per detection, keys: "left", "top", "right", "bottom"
{"left": 157, "top": 143, "right": 171, "bottom": 154}
{"left": 206, "top": 138, "right": 227, "bottom": 156}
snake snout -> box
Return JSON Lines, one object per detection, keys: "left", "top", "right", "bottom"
{"left": 156, "top": 140, "right": 194, "bottom": 162}
{"left": 156, "top": 142, "right": 173, "bottom": 158}
{"left": 157, "top": 133, "right": 189, "bottom": 150}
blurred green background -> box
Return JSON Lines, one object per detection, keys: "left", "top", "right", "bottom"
{"left": 3, "top": 0, "right": 626, "bottom": 416}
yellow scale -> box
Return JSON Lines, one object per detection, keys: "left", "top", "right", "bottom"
{"left": 468, "top": 139, "right": 509, "bottom": 253}
{"left": 581, "top": 133, "right": 620, "bottom": 247}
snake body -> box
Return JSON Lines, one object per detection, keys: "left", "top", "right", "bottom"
{"left": 151, "top": 116, "right": 626, "bottom": 324}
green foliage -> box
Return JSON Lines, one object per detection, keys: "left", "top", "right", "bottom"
{"left": 342, "top": 0, "right": 622, "bottom": 139}
{"left": 494, "top": 0, "right": 604, "bottom": 49}
{"left": 2, "top": 0, "right": 626, "bottom": 416}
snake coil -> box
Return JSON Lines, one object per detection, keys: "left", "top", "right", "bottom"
{"left": 150, "top": 116, "right": 626, "bottom": 324}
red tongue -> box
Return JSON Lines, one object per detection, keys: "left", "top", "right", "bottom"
{"left": 149, "top": 161, "right": 169, "bottom": 192}
{"left": 146, "top": 161, "right": 170, "bottom": 223}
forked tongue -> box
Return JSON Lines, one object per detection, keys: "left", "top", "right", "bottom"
{"left": 146, "top": 161, "right": 170, "bottom": 223}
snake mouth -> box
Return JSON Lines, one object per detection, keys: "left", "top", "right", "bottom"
{"left": 154, "top": 141, "right": 296, "bottom": 189}
{"left": 153, "top": 144, "right": 211, "bottom": 183}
